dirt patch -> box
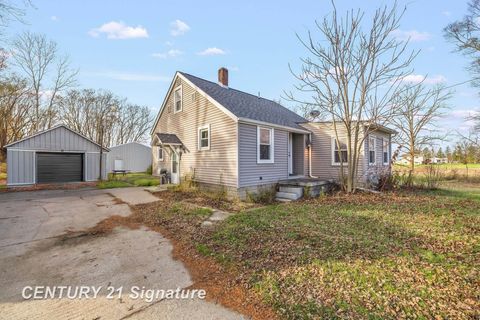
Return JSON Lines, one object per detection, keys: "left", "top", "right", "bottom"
{"left": 152, "top": 189, "right": 262, "bottom": 213}
{"left": 0, "top": 182, "right": 97, "bottom": 193}
{"left": 76, "top": 198, "right": 276, "bottom": 320}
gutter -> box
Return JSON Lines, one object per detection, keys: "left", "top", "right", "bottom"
{"left": 308, "top": 133, "right": 319, "bottom": 178}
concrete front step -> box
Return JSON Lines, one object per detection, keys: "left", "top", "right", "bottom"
{"left": 279, "top": 186, "right": 303, "bottom": 197}
{"left": 276, "top": 197, "right": 292, "bottom": 202}
{"left": 276, "top": 191, "right": 302, "bottom": 201}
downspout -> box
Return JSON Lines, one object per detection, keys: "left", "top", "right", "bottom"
{"left": 308, "top": 133, "right": 318, "bottom": 178}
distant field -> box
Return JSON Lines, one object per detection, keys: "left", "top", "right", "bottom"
{"left": 394, "top": 163, "right": 480, "bottom": 177}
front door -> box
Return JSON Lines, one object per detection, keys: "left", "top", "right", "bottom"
{"left": 288, "top": 133, "right": 293, "bottom": 175}
{"left": 171, "top": 151, "right": 179, "bottom": 184}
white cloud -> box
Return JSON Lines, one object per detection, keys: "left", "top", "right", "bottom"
{"left": 197, "top": 47, "right": 226, "bottom": 56}
{"left": 391, "top": 29, "right": 431, "bottom": 42}
{"left": 170, "top": 20, "right": 190, "bottom": 36}
{"left": 89, "top": 21, "right": 148, "bottom": 39}
{"left": 51, "top": 16, "right": 58, "bottom": 21}
{"left": 400, "top": 74, "right": 447, "bottom": 84}
{"left": 85, "top": 71, "right": 169, "bottom": 82}
{"left": 165, "top": 41, "right": 173, "bottom": 47}
{"left": 441, "top": 11, "right": 451, "bottom": 17}
{"left": 151, "top": 49, "right": 183, "bottom": 59}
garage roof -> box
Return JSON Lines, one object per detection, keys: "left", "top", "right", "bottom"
{"left": 5, "top": 124, "right": 110, "bottom": 151}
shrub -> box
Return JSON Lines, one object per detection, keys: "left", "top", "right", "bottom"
{"left": 134, "top": 178, "right": 160, "bottom": 187}
{"left": 246, "top": 187, "right": 276, "bottom": 204}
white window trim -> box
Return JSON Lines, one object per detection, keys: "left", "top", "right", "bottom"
{"left": 331, "top": 137, "right": 348, "bottom": 166}
{"left": 257, "top": 126, "right": 274, "bottom": 164}
{"left": 158, "top": 146, "right": 164, "bottom": 161}
{"left": 198, "top": 124, "right": 211, "bottom": 151}
{"left": 368, "top": 135, "right": 376, "bottom": 166}
{"left": 382, "top": 137, "right": 389, "bottom": 165}
{"left": 173, "top": 85, "right": 182, "bottom": 113}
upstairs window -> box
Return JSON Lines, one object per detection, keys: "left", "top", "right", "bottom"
{"left": 158, "top": 146, "right": 163, "bottom": 161}
{"left": 369, "top": 136, "right": 376, "bottom": 165}
{"left": 198, "top": 125, "right": 210, "bottom": 150}
{"left": 174, "top": 86, "right": 182, "bottom": 113}
{"left": 257, "top": 126, "right": 274, "bottom": 163}
{"left": 383, "top": 138, "right": 389, "bottom": 165}
{"left": 332, "top": 138, "right": 348, "bottom": 165}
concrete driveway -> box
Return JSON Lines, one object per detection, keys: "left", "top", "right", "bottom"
{"left": 0, "top": 188, "right": 244, "bottom": 320}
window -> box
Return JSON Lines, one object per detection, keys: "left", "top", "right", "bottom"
{"left": 158, "top": 146, "right": 163, "bottom": 161}
{"left": 383, "top": 138, "right": 389, "bottom": 165}
{"left": 368, "top": 136, "right": 376, "bottom": 165}
{"left": 174, "top": 86, "right": 182, "bottom": 113}
{"left": 198, "top": 125, "right": 210, "bottom": 150}
{"left": 332, "top": 138, "right": 348, "bottom": 165}
{"left": 257, "top": 126, "right": 274, "bottom": 163}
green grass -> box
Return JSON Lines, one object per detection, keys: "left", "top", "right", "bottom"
{"left": 194, "top": 190, "right": 480, "bottom": 319}
{"left": 99, "top": 172, "right": 159, "bottom": 189}
{"left": 97, "top": 180, "right": 132, "bottom": 189}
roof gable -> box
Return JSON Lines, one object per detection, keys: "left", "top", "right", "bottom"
{"left": 151, "top": 71, "right": 309, "bottom": 135}
{"left": 5, "top": 125, "right": 110, "bottom": 151}
{"left": 179, "top": 72, "right": 307, "bottom": 129}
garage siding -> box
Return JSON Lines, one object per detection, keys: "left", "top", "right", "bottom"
{"left": 6, "top": 125, "right": 108, "bottom": 186}
{"left": 106, "top": 142, "right": 151, "bottom": 173}
{"left": 7, "top": 149, "right": 35, "bottom": 185}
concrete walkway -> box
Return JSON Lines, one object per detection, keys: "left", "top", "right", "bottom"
{"left": 0, "top": 187, "right": 244, "bottom": 319}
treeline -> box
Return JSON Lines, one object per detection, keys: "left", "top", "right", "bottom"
{"left": 0, "top": 29, "right": 153, "bottom": 161}
{"left": 419, "top": 141, "right": 480, "bottom": 164}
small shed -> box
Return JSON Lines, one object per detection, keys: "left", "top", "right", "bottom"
{"left": 106, "top": 142, "right": 152, "bottom": 173}
{"left": 5, "top": 125, "right": 109, "bottom": 186}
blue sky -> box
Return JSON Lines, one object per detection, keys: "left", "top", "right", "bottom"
{"left": 7, "top": 0, "right": 478, "bottom": 145}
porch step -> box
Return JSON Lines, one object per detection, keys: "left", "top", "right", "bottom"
{"left": 279, "top": 186, "right": 303, "bottom": 197}
{"left": 275, "top": 191, "right": 302, "bottom": 201}
{"left": 276, "top": 197, "right": 292, "bottom": 202}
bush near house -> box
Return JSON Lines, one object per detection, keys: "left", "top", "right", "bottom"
{"left": 135, "top": 186, "right": 479, "bottom": 319}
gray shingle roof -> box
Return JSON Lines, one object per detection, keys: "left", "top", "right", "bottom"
{"left": 156, "top": 133, "right": 183, "bottom": 145}
{"left": 179, "top": 72, "right": 308, "bottom": 130}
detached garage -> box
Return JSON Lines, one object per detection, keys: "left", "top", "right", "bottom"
{"left": 5, "top": 125, "right": 109, "bottom": 186}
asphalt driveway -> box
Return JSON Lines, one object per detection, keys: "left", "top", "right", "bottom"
{"left": 0, "top": 188, "right": 243, "bottom": 320}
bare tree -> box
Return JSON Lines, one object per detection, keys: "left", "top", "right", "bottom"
{"left": 389, "top": 84, "right": 451, "bottom": 172}
{"left": 0, "top": 0, "right": 31, "bottom": 26}
{"left": 285, "top": 1, "right": 416, "bottom": 192}
{"left": 113, "top": 103, "right": 152, "bottom": 145}
{"left": 0, "top": 75, "right": 32, "bottom": 160}
{"left": 444, "top": 0, "right": 480, "bottom": 87}
{"left": 11, "top": 32, "right": 77, "bottom": 132}
{"left": 58, "top": 89, "right": 152, "bottom": 147}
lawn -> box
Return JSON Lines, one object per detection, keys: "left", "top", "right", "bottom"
{"left": 97, "top": 172, "right": 160, "bottom": 189}
{"left": 133, "top": 185, "right": 480, "bottom": 319}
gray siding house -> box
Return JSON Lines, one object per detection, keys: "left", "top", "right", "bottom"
{"left": 151, "top": 68, "right": 395, "bottom": 198}
{"left": 5, "top": 125, "right": 108, "bottom": 186}
{"left": 106, "top": 142, "right": 152, "bottom": 173}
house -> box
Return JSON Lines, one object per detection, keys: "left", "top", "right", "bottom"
{"left": 396, "top": 155, "right": 424, "bottom": 166}
{"left": 106, "top": 142, "right": 152, "bottom": 173}
{"left": 5, "top": 125, "right": 108, "bottom": 186}
{"left": 151, "top": 68, "right": 394, "bottom": 199}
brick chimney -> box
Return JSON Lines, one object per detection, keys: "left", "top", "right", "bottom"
{"left": 218, "top": 67, "right": 228, "bottom": 87}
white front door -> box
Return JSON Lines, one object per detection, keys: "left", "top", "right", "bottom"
{"left": 171, "top": 151, "right": 179, "bottom": 184}
{"left": 288, "top": 133, "right": 293, "bottom": 175}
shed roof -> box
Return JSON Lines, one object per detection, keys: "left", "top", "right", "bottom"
{"left": 5, "top": 124, "right": 110, "bottom": 151}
